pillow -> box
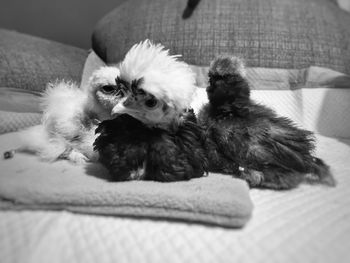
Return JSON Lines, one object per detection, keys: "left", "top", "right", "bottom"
{"left": 92, "top": 0, "right": 350, "bottom": 74}
{"left": 0, "top": 29, "right": 88, "bottom": 133}
{"left": 337, "top": 0, "right": 350, "bottom": 12}
{"left": 0, "top": 111, "right": 41, "bottom": 134}
{"left": 81, "top": 51, "right": 350, "bottom": 138}
{"left": 0, "top": 29, "right": 87, "bottom": 92}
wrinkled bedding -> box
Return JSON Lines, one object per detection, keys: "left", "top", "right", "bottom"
{"left": 0, "top": 129, "right": 253, "bottom": 228}
{"left": 1, "top": 53, "right": 350, "bottom": 262}
{"left": 1, "top": 135, "right": 349, "bottom": 263}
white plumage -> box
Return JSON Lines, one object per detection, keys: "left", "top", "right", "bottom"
{"left": 8, "top": 39, "right": 198, "bottom": 164}
{"left": 15, "top": 66, "right": 120, "bottom": 164}
{"left": 118, "top": 40, "right": 197, "bottom": 112}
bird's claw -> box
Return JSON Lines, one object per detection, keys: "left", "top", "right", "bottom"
{"left": 68, "top": 150, "right": 89, "bottom": 164}
{"left": 129, "top": 166, "right": 145, "bottom": 180}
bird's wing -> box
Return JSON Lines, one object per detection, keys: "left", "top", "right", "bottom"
{"left": 145, "top": 134, "right": 190, "bottom": 181}
{"left": 41, "top": 80, "right": 88, "bottom": 138}
{"left": 94, "top": 121, "right": 148, "bottom": 181}
{"left": 247, "top": 117, "right": 315, "bottom": 171}
{"left": 146, "top": 119, "right": 208, "bottom": 181}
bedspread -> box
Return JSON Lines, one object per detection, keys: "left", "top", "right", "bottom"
{"left": 1, "top": 135, "right": 349, "bottom": 263}
{"left": 1, "top": 52, "right": 350, "bottom": 263}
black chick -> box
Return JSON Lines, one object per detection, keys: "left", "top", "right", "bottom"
{"left": 94, "top": 110, "right": 208, "bottom": 182}
{"left": 198, "top": 56, "right": 335, "bottom": 189}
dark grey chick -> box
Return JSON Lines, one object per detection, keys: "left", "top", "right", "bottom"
{"left": 198, "top": 56, "right": 335, "bottom": 189}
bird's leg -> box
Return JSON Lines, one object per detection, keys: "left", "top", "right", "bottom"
{"left": 66, "top": 149, "right": 89, "bottom": 164}
{"left": 238, "top": 167, "right": 265, "bottom": 187}
{"left": 257, "top": 168, "right": 304, "bottom": 190}
{"left": 129, "top": 161, "right": 146, "bottom": 180}
{"left": 239, "top": 166, "right": 304, "bottom": 190}
{"left": 238, "top": 166, "right": 304, "bottom": 189}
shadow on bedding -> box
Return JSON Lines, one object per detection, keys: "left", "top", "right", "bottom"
{"left": 84, "top": 162, "right": 112, "bottom": 180}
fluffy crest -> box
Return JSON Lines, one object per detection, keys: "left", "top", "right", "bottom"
{"left": 119, "top": 40, "right": 197, "bottom": 111}
{"left": 84, "top": 66, "right": 120, "bottom": 93}
{"left": 209, "top": 55, "right": 246, "bottom": 78}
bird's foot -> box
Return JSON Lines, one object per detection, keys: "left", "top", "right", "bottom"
{"left": 258, "top": 170, "right": 304, "bottom": 190}
{"left": 129, "top": 167, "right": 145, "bottom": 180}
{"left": 239, "top": 168, "right": 264, "bottom": 187}
{"left": 67, "top": 150, "right": 89, "bottom": 164}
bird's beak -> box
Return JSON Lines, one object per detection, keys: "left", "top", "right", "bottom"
{"left": 111, "top": 98, "right": 129, "bottom": 116}
{"left": 111, "top": 98, "right": 139, "bottom": 118}
{"left": 111, "top": 104, "right": 128, "bottom": 116}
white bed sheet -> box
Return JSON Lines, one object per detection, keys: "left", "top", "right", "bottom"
{"left": 2, "top": 53, "right": 350, "bottom": 262}
{"left": 1, "top": 134, "right": 349, "bottom": 263}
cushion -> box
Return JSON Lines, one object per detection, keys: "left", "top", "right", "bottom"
{"left": 0, "top": 29, "right": 88, "bottom": 133}
{"left": 0, "top": 110, "right": 41, "bottom": 134}
{"left": 0, "top": 29, "right": 87, "bottom": 92}
{"left": 0, "top": 131, "right": 253, "bottom": 228}
{"left": 337, "top": 0, "right": 350, "bottom": 12}
{"left": 0, "top": 87, "right": 42, "bottom": 134}
{"left": 1, "top": 134, "right": 348, "bottom": 263}
{"left": 92, "top": 0, "right": 350, "bottom": 74}
{"left": 83, "top": 51, "right": 350, "bottom": 138}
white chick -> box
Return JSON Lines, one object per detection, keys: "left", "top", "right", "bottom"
{"left": 5, "top": 66, "right": 122, "bottom": 164}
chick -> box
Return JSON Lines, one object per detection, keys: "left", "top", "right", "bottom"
{"left": 94, "top": 110, "right": 208, "bottom": 181}
{"left": 4, "top": 66, "right": 122, "bottom": 163}
{"left": 198, "top": 56, "right": 335, "bottom": 189}
{"left": 94, "top": 40, "right": 208, "bottom": 181}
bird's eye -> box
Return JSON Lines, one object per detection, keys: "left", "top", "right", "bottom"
{"left": 144, "top": 97, "right": 158, "bottom": 109}
{"left": 101, "top": 85, "right": 116, "bottom": 94}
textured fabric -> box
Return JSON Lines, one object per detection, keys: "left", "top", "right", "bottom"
{"left": 0, "top": 135, "right": 349, "bottom": 263}
{"left": 193, "top": 86, "right": 350, "bottom": 139}
{"left": 0, "top": 29, "right": 87, "bottom": 91}
{"left": 0, "top": 51, "right": 104, "bottom": 135}
{"left": 92, "top": 0, "right": 350, "bottom": 74}
{"left": 0, "top": 87, "right": 41, "bottom": 113}
{"left": 0, "top": 111, "right": 41, "bottom": 134}
{"left": 0, "top": 87, "right": 42, "bottom": 134}
{"left": 191, "top": 65, "right": 350, "bottom": 138}
{"left": 3, "top": 52, "right": 349, "bottom": 136}
{"left": 82, "top": 51, "right": 350, "bottom": 138}
{"left": 79, "top": 51, "right": 106, "bottom": 89}
{"left": 338, "top": 0, "right": 350, "bottom": 11}
{"left": 0, "top": 131, "right": 253, "bottom": 228}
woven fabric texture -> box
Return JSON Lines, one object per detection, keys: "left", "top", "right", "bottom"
{"left": 0, "top": 127, "right": 253, "bottom": 228}
{"left": 92, "top": 0, "right": 350, "bottom": 74}
{"left": 0, "top": 29, "right": 87, "bottom": 92}
{"left": 0, "top": 135, "right": 349, "bottom": 263}
{"left": 0, "top": 111, "right": 41, "bottom": 134}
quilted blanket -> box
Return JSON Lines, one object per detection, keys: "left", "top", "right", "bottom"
{"left": 0, "top": 135, "right": 349, "bottom": 263}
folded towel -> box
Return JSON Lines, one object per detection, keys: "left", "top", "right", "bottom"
{"left": 0, "top": 131, "right": 253, "bottom": 228}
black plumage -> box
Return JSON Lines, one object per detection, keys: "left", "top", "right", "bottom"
{"left": 198, "top": 56, "right": 335, "bottom": 189}
{"left": 94, "top": 110, "right": 208, "bottom": 182}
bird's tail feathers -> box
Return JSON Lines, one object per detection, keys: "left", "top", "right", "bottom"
{"left": 305, "top": 157, "right": 336, "bottom": 186}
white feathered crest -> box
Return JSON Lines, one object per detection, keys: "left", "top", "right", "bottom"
{"left": 119, "top": 40, "right": 197, "bottom": 111}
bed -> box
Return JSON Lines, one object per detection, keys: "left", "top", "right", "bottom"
{"left": 1, "top": 0, "right": 350, "bottom": 262}
{"left": 1, "top": 133, "right": 349, "bottom": 263}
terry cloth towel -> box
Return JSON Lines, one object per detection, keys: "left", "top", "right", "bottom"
{"left": 0, "top": 131, "right": 253, "bottom": 228}
{"left": 0, "top": 50, "right": 253, "bottom": 228}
